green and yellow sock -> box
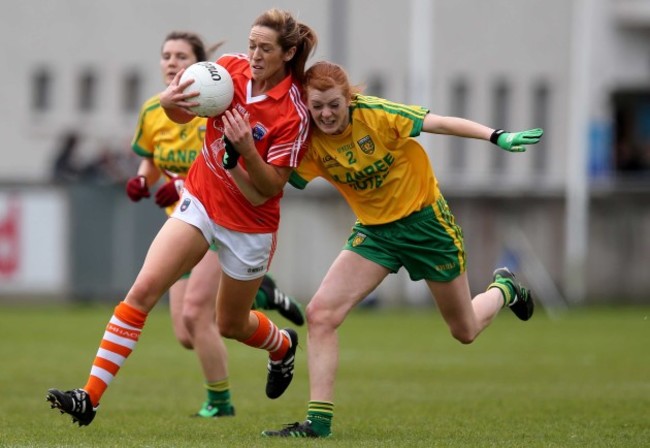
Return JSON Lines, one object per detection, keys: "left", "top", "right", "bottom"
{"left": 205, "top": 378, "right": 234, "bottom": 415}
{"left": 488, "top": 278, "right": 515, "bottom": 307}
{"left": 306, "top": 401, "right": 334, "bottom": 436}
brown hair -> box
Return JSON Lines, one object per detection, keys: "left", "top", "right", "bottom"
{"left": 252, "top": 9, "right": 318, "bottom": 83}
{"left": 304, "top": 61, "right": 363, "bottom": 100}
{"left": 162, "top": 31, "right": 225, "bottom": 62}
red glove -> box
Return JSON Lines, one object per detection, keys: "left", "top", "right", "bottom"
{"left": 155, "top": 177, "right": 185, "bottom": 208}
{"left": 126, "top": 175, "right": 150, "bottom": 202}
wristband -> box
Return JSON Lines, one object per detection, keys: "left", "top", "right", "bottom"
{"left": 222, "top": 137, "right": 240, "bottom": 170}
{"left": 490, "top": 129, "right": 506, "bottom": 145}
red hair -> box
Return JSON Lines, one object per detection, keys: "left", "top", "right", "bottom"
{"left": 304, "top": 61, "right": 363, "bottom": 99}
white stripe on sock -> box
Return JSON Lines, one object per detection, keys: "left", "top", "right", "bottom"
{"left": 90, "top": 365, "right": 114, "bottom": 385}
{"left": 103, "top": 331, "right": 137, "bottom": 349}
{"left": 97, "top": 348, "right": 126, "bottom": 366}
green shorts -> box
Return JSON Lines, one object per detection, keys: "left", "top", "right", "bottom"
{"left": 179, "top": 242, "right": 219, "bottom": 280}
{"left": 344, "top": 196, "right": 466, "bottom": 282}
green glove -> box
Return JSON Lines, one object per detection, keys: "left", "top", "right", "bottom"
{"left": 490, "top": 128, "right": 544, "bottom": 152}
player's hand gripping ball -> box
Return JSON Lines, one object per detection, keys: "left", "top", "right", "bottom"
{"left": 180, "top": 62, "right": 234, "bottom": 117}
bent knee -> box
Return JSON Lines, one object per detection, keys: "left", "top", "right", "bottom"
{"left": 450, "top": 328, "right": 477, "bottom": 345}
{"left": 181, "top": 304, "right": 205, "bottom": 330}
{"left": 305, "top": 299, "right": 345, "bottom": 330}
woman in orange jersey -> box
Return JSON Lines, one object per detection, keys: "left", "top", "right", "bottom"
{"left": 262, "top": 61, "right": 544, "bottom": 438}
{"left": 47, "top": 9, "right": 317, "bottom": 427}
{"left": 125, "top": 31, "right": 304, "bottom": 419}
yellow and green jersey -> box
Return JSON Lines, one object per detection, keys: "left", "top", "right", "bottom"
{"left": 131, "top": 94, "right": 206, "bottom": 178}
{"left": 290, "top": 94, "right": 440, "bottom": 225}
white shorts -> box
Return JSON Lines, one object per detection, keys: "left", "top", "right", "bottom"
{"left": 171, "top": 190, "right": 275, "bottom": 281}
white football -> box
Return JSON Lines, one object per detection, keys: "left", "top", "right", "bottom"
{"left": 180, "top": 62, "right": 234, "bottom": 117}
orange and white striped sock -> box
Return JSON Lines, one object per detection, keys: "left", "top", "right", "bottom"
{"left": 83, "top": 301, "right": 147, "bottom": 406}
{"left": 243, "top": 310, "right": 289, "bottom": 361}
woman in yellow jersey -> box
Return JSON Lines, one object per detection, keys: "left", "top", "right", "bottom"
{"left": 263, "top": 61, "right": 544, "bottom": 438}
{"left": 126, "top": 31, "right": 304, "bottom": 418}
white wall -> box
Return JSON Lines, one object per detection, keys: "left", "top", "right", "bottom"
{"left": 2, "top": 0, "right": 331, "bottom": 181}
{"left": 4, "top": 0, "right": 650, "bottom": 186}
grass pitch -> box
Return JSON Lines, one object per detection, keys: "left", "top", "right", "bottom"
{"left": 0, "top": 303, "right": 648, "bottom": 447}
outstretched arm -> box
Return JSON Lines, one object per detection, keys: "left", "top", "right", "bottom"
{"left": 421, "top": 113, "right": 543, "bottom": 152}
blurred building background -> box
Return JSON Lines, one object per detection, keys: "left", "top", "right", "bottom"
{"left": 0, "top": 0, "right": 649, "bottom": 307}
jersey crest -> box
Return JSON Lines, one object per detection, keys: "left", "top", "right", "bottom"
{"left": 252, "top": 123, "right": 267, "bottom": 141}
{"left": 357, "top": 135, "right": 375, "bottom": 155}
{"left": 351, "top": 232, "right": 367, "bottom": 247}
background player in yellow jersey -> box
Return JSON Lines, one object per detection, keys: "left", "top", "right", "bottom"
{"left": 263, "top": 61, "right": 544, "bottom": 438}
{"left": 126, "top": 31, "right": 304, "bottom": 418}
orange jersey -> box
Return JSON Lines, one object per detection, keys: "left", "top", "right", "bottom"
{"left": 185, "top": 53, "right": 310, "bottom": 233}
